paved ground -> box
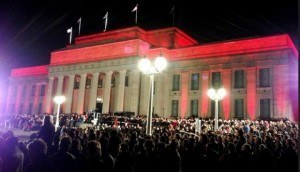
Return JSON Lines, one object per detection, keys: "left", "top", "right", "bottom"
{"left": 0, "top": 127, "right": 37, "bottom": 142}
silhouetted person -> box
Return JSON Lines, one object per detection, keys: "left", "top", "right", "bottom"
{"left": 50, "top": 136, "right": 76, "bottom": 172}
{"left": 25, "top": 139, "right": 54, "bottom": 172}
{"left": 1, "top": 136, "right": 24, "bottom": 172}
{"left": 38, "top": 116, "right": 55, "bottom": 154}
{"left": 86, "top": 140, "right": 104, "bottom": 172}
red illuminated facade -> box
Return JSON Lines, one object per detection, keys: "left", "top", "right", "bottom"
{"left": 6, "top": 26, "right": 298, "bottom": 121}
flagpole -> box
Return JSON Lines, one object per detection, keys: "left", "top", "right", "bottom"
{"left": 132, "top": 4, "right": 138, "bottom": 25}
{"left": 171, "top": 6, "right": 175, "bottom": 26}
{"left": 172, "top": 6, "right": 175, "bottom": 26}
{"left": 78, "top": 18, "right": 81, "bottom": 36}
{"left": 103, "top": 12, "right": 108, "bottom": 32}
{"left": 135, "top": 6, "right": 138, "bottom": 24}
{"left": 67, "top": 27, "right": 72, "bottom": 44}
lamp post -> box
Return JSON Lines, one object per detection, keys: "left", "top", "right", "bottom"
{"left": 138, "top": 55, "right": 167, "bottom": 135}
{"left": 53, "top": 95, "right": 66, "bottom": 131}
{"left": 207, "top": 88, "right": 226, "bottom": 131}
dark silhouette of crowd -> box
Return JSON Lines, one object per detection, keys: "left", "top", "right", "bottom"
{"left": 0, "top": 114, "right": 298, "bottom": 172}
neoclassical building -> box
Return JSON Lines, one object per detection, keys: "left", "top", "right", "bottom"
{"left": 6, "top": 27, "right": 298, "bottom": 121}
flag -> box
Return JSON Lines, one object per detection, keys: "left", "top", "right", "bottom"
{"left": 132, "top": 4, "right": 138, "bottom": 24}
{"left": 170, "top": 5, "right": 175, "bottom": 26}
{"left": 77, "top": 17, "right": 82, "bottom": 36}
{"left": 67, "top": 27, "right": 72, "bottom": 44}
{"left": 77, "top": 17, "right": 81, "bottom": 24}
{"left": 67, "top": 27, "right": 72, "bottom": 33}
{"left": 103, "top": 12, "right": 108, "bottom": 32}
{"left": 103, "top": 12, "right": 108, "bottom": 20}
{"left": 132, "top": 4, "right": 138, "bottom": 12}
{"left": 170, "top": 5, "right": 175, "bottom": 14}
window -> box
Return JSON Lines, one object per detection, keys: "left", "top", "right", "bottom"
{"left": 190, "top": 99, "right": 198, "bottom": 116}
{"left": 40, "top": 84, "right": 46, "bottom": 96}
{"left": 38, "top": 103, "right": 43, "bottom": 114}
{"left": 234, "top": 70, "right": 244, "bottom": 88}
{"left": 234, "top": 99, "right": 244, "bottom": 118}
{"left": 74, "top": 78, "right": 80, "bottom": 89}
{"left": 22, "top": 86, "right": 27, "bottom": 97}
{"left": 191, "top": 73, "right": 199, "bottom": 90}
{"left": 260, "top": 99, "right": 270, "bottom": 118}
{"left": 125, "top": 74, "right": 129, "bottom": 87}
{"left": 171, "top": 100, "right": 179, "bottom": 117}
{"left": 259, "top": 68, "right": 270, "bottom": 87}
{"left": 212, "top": 72, "right": 221, "bottom": 88}
{"left": 98, "top": 77, "right": 103, "bottom": 88}
{"left": 86, "top": 78, "right": 91, "bottom": 89}
{"left": 172, "top": 75, "right": 180, "bottom": 91}
{"left": 111, "top": 75, "right": 115, "bottom": 87}
{"left": 31, "top": 85, "right": 36, "bottom": 97}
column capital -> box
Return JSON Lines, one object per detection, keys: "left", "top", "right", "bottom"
{"left": 48, "top": 76, "right": 55, "bottom": 80}
{"left": 57, "top": 75, "right": 64, "bottom": 79}
{"left": 119, "top": 70, "right": 127, "bottom": 74}
{"left": 93, "top": 72, "right": 100, "bottom": 76}
{"left": 68, "top": 74, "right": 75, "bottom": 78}
{"left": 105, "top": 71, "right": 113, "bottom": 75}
{"left": 79, "top": 73, "right": 87, "bottom": 77}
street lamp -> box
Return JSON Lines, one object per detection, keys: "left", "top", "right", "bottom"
{"left": 53, "top": 95, "right": 66, "bottom": 131}
{"left": 138, "top": 55, "right": 167, "bottom": 135}
{"left": 207, "top": 88, "right": 226, "bottom": 131}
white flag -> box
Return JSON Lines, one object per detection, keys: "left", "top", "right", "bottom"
{"left": 67, "top": 27, "right": 72, "bottom": 44}
{"left": 77, "top": 17, "right": 81, "bottom": 24}
{"left": 132, "top": 4, "right": 138, "bottom": 12}
{"left": 67, "top": 27, "right": 72, "bottom": 33}
{"left": 77, "top": 17, "right": 82, "bottom": 36}
{"left": 103, "top": 12, "right": 108, "bottom": 32}
{"left": 132, "top": 4, "right": 138, "bottom": 24}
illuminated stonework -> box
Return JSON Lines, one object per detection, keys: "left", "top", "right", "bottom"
{"left": 6, "top": 26, "right": 298, "bottom": 121}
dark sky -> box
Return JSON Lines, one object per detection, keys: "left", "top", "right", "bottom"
{"left": 0, "top": 0, "right": 298, "bottom": 81}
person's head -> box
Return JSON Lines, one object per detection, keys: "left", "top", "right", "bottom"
{"left": 227, "top": 142, "right": 236, "bottom": 153}
{"left": 59, "top": 136, "right": 72, "bottom": 152}
{"left": 27, "top": 139, "right": 47, "bottom": 161}
{"left": 144, "top": 139, "right": 155, "bottom": 152}
{"left": 87, "top": 140, "right": 101, "bottom": 158}
{"left": 5, "top": 136, "right": 19, "bottom": 149}
{"left": 71, "top": 138, "right": 82, "bottom": 152}
{"left": 43, "top": 115, "right": 52, "bottom": 126}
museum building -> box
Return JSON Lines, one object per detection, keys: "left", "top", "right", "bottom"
{"left": 6, "top": 26, "right": 298, "bottom": 121}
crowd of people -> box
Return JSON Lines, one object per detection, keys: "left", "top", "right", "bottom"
{"left": 0, "top": 113, "right": 298, "bottom": 172}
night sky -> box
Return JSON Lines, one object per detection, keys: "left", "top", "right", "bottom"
{"left": 0, "top": 0, "right": 298, "bottom": 92}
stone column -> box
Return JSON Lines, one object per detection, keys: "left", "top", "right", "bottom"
{"left": 246, "top": 67, "right": 256, "bottom": 120}
{"left": 65, "top": 75, "right": 75, "bottom": 113}
{"left": 200, "top": 71, "right": 209, "bottom": 118}
{"left": 221, "top": 69, "right": 232, "bottom": 119}
{"left": 116, "top": 70, "right": 126, "bottom": 111}
{"left": 5, "top": 84, "right": 13, "bottom": 114}
{"left": 57, "top": 76, "right": 64, "bottom": 95}
{"left": 13, "top": 84, "right": 22, "bottom": 114}
{"left": 89, "top": 72, "right": 100, "bottom": 111}
{"left": 54, "top": 76, "right": 64, "bottom": 113}
{"left": 77, "top": 74, "right": 87, "bottom": 114}
{"left": 180, "top": 72, "right": 189, "bottom": 118}
{"left": 102, "top": 71, "right": 112, "bottom": 114}
{"left": 45, "top": 77, "right": 54, "bottom": 113}
{"left": 33, "top": 84, "right": 40, "bottom": 113}
{"left": 163, "top": 73, "right": 171, "bottom": 117}
{"left": 129, "top": 70, "right": 140, "bottom": 115}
